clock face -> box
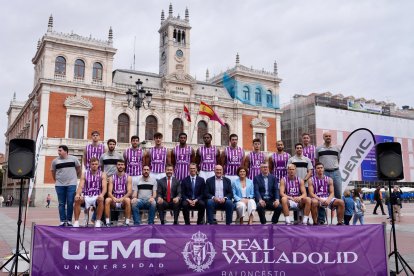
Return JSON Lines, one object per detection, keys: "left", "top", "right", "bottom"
{"left": 176, "top": 49, "right": 184, "bottom": 58}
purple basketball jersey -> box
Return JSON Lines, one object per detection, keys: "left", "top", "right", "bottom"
{"left": 112, "top": 174, "right": 127, "bottom": 199}
{"left": 248, "top": 151, "right": 265, "bottom": 180}
{"left": 224, "top": 146, "right": 244, "bottom": 176}
{"left": 272, "top": 152, "right": 291, "bottom": 179}
{"left": 125, "top": 147, "right": 143, "bottom": 176}
{"left": 174, "top": 145, "right": 192, "bottom": 181}
{"left": 284, "top": 176, "right": 301, "bottom": 197}
{"left": 312, "top": 175, "right": 330, "bottom": 197}
{"left": 150, "top": 147, "right": 167, "bottom": 173}
{"left": 303, "top": 145, "right": 316, "bottom": 175}
{"left": 83, "top": 170, "right": 102, "bottom": 196}
{"left": 85, "top": 143, "right": 105, "bottom": 168}
{"left": 199, "top": 146, "right": 217, "bottom": 172}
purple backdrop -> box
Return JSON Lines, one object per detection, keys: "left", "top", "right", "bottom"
{"left": 31, "top": 224, "right": 387, "bottom": 275}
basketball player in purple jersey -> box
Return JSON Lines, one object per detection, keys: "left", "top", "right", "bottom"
{"left": 171, "top": 132, "right": 195, "bottom": 181}
{"left": 222, "top": 134, "right": 245, "bottom": 182}
{"left": 302, "top": 133, "right": 316, "bottom": 175}
{"left": 308, "top": 162, "right": 345, "bottom": 225}
{"left": 269, "top": 140, "right": 291, "bottom": 180}
{"left": 104, "top": 160, "right": 132, "bottom": 226}
{"left": 83, "top": 130, "right": 105, "bottom": 169}
{"left": 73, "top": 158, "right": 107, "bottom": 227}
{"left": 280, "top": 164, "right": 313, "bottom": 225}
{"left": 196, "top": 133, "right": 220, "bottom": 181}
{"left": 144, "top": 132, "right": 168, "bottom": 180}
{"left": 124, "top": 135, "right": 144, "bottom": 188}
{"left": 244, "top": 138, "right": 266, "bottom": 180}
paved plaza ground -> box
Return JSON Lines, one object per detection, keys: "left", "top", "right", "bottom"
{"left": 1, "top": 201, "right": 413, "bottom": 275}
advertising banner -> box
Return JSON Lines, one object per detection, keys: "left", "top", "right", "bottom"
{"left": 31, "top": 224, "right": 387, "bottom": 275}
{"left": 361, "top": 135, "right": 394, "bottom": 181}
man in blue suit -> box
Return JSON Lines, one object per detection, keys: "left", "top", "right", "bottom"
{"left": 254, "top": 162, "right": 282, "bottom": 224}
{"left": 181, "top": 163, "right": 206, "bottom": 224}
{"left": 205, "top": 165, "right": 234, "bottom": 225}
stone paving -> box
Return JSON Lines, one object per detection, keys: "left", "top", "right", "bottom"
{"left": 1, "top": 201, "right": 413, "bottom": 275}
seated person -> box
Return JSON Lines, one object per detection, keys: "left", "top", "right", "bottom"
{"left": 181, "top": 163, "right": 206, "bottom": 225}
{"left": 73, "top": 158, "right": 107, "bottom": 227}
{"left": 254, "top": 162, "right": 282, "bottom": 224}
{"left": 233, "top": 166, "right": 257, "bottom": 224}
{"left": 205, "top": 165, "right": 233, "bottom": 225}
{"left": 280, "top": 164, "right": 312, "bottom": 225}
{"left": 308, "top": 162, "right": 345, "bottom": 225}
{"left": 156, "top": 164, "right": 181, "bottom": 225}
{"left": 104, "top": 160, "right": 132, "bottom": 226}
{"left": 131, "top": 165, "right": 157, "bottom": 225}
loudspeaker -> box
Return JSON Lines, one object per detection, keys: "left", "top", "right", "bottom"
{"left": 8, "top": 138, "right": 35, "bottom": 179}
{"left": 375, "top": 142, "right": 404, "bottom": 181}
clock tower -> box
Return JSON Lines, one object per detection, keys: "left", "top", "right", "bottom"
{"left": 159, "top": 4, "right": 191, "bottom": 77}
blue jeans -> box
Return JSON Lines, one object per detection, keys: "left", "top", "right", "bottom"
{"left": 55, "top": 185, "right": 76, "bottom": 223}
{"left": 206, "top": 199, "right": 233, "bottom": 225}
{"left": 387, "top": 203, "right": 391, "bottom": 217}
{"left": 325, "top": 170, "right": 342, "bottom": 199}
{"left": 132, "top": 199, "right": 156, "bottom": 225}
{"left": 353, "top": 213, "right": 364, "bottom": 225}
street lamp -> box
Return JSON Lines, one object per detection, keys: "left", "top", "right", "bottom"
{"left": 126, "top": 79, "right": 153, "bottom": 137}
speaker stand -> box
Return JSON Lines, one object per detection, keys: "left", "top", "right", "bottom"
{"left": 0, "top": 179, "right": 30, "bottom": 275}
{"left": 387, "top": 181, "right": 413, "bottom": 275}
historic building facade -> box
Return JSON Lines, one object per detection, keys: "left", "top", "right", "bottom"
{"left": 3, "top": 4, "right": 282, "bottom": 205}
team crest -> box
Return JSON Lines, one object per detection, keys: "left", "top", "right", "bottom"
{"left": 182, "top": 231, "right": 216, "bottom": 272}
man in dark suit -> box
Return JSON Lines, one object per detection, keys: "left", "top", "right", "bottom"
{"left": 205, "top": 165, "right": 233, "bottom": 225}
{"left": 254, "top": 162, "right": 282, "bottom": 224}
{"left": 181, "top": 163, "right": 206, "bottom": 224}
{"left": 156, "top": 164, "right": 181, "bottom": 224}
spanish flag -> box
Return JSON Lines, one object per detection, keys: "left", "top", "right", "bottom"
{"left": 199, "top": 101, "right": 225, "bottom": 126}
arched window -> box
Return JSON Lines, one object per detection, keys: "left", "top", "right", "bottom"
{"left": 117, "top": 113, "right": 130, "bottom": 143}
{"left": 145, "top": 115, "right": 158, "bottom": 141}
{"left": 92, "top": 62, "right": 103, "bottom": 81}
{"left": 255, "top": 88, "right": 262, "bottom": 103}
{"left": 173, "top": 29, "right": 177, "bottom": 42}
{"left": 172, "top": 118, "right": 184, "bottom": 142}
{"left": 197, "top": 121, "right": 208, "bottom": 144}
{"left": 182, "top": 31, "right": 186, "bottom": 43}
{"left": 221, "top": 124, "right": 230, "bottom": 146}
{"left": 267, "top": 90, "right": 273, "bottom": 105}
{"left": 243, "top": 86, "right": 250, "bottom": 101}
{"left": 54, "top": 56, "right": 66, "bottom": 76}
{"left": 74, "top": 59, "right": 85, "bottom": 79}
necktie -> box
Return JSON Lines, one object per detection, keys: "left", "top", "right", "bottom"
{"left": 167, "top": 178, "right": 171, "bottom": 202}
{"left": 191, "top": 177, "right": 196, "bottom": 199}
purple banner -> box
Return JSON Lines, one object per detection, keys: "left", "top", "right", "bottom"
{"left": 31, "top": 225, "right": 387, "bottom": 275}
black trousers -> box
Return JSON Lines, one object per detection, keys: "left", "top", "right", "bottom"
{"left": 157, "top": 200, "right": 181, "bottom": 224}
{"left": 182, "top": 199, "right": 206, "bottom": 225}
{"left": 256, "top": 199, "right": 282, "bottom": 224}
{"left": 373, "top": 200, "right": 385, "bottom": 214}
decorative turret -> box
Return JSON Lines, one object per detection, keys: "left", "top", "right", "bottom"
{"left": 47, "top": 14, "right": 53, "bottom": 32}
{"left": 108, "top": 26, "right": 113, "bottom": 43}
{"left": 236, "top": 53, "right": 240, "bottom": 65}
{"left": 169, "top": 3, "right": 173, "bottom": 17}
{"left": 185, "top": 7, "right": 189, "bottom": 21}
{"left": 274, "top": 60, "right": 278, "bottom": 75}
{"left": 206, "top": 69, "right": 210, "bottom": 81}
{"left": 37, "top": 39, "right": 41, "bottom": 50}
{"left": 161, "top": 10, "right": 165, "bottom": 23}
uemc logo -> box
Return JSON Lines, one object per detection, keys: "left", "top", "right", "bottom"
{"left": 182, "top": 231, "right": 216, "bottom": 272}
{"left": 62, "top": 239, "right": 166, "bottom": 260}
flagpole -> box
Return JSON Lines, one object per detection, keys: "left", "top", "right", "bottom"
{"left": 190, "top": 111, "right": 199, "bottom": 144}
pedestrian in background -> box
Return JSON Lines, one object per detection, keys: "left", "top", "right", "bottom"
{"left": 343, "top": 189, "right": 354, "bottom": 225}
{"left": 45, "top": 194, "right": 51, "bottom": 208}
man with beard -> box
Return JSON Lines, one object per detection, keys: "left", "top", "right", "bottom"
{"left": 156, "top": 164, "right": 182, "bottom": 224}
{"left": 144, "top": 132, "right": 168, "bottom": 180}
{"left": 104, "top": 160, "right": 132, "bottom": 226}
{"left": 124, "top": 135, "right": 144, "bottom": 187}
{"left": 244, "top": 138, "right": 266, "bottom": 180}
{"left": 269, "top": 140, "right": 291, "bottom": 180}
{"left": 222, "top": 134, "right": 245, "bottom": 183}
{"left": 73, "top": 158, "right": 107, "bottom": 227}
{"left": 171, "top": 132, "right": 195, "bottom": 181}
{"left": 99, "top": 139, "right": 123, "bottom": 177}
{"left": 131, "top": 165, "right": 157, "bottom": 225}
{"left": 84, "top": 130, "right": 105, "bottom": 170}
{"left": 196, "top": 133, "right": 220, "bottom": 181}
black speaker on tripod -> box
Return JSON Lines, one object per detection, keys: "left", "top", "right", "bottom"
{"left": 376, "top": 142, "right": 413, "bottom": 275}
{"left": 375, "top": 142, "right": 404, "bottom": 181}
{"left": 8, "top": 138, "right": 35, "bottom": 179}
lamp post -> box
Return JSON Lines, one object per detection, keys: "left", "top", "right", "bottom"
{"left": 126, "top": 79, "right": 153, "bottom": 137}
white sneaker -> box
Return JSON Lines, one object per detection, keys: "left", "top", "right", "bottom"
{"left": 73, "top": 221, "right": 80, "bottom": 228}
{"left": 95, "top": 221, "right": 102, "bottom": 228}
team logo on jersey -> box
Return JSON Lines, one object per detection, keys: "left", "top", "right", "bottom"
{"left": 182, "top": 231, "right": 216, "bottom": 272}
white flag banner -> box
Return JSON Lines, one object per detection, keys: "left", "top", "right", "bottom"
{"left": 28, "top": 125, "right": 44, "bottom": 199}
{"left": 339, "top": 128, "right": 376, "bottom": 194}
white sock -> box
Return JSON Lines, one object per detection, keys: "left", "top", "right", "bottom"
{"left": 303, "top": 216, "right": 309, "bottom": 224}
{"left": 106, "top": 218, "right": 110, "bottom": 224}
{"left": 125, "top": 219, "right": 130, "bottom": 224}
{"left": 285, "top": 217, "right": 291, "bottom": 223}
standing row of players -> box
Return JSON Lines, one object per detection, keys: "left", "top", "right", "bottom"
{"left": 52, "top": 130, "right": 343, "bottom": 226}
